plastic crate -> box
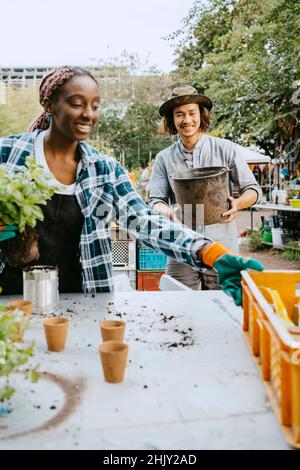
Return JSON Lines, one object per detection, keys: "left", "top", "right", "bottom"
{"left": 113, "top": 268, "right": 136, "bottom": 289}
{"left": 112, "top": 240, "right": 136, "bottom": 269}
{"left": 242, "top": 270, "right": 300, "bottom": 449}
{"left": 137, "top": 271, "right": 164, "bottom": 291}
{"left": 138, "top": 248, "right": 167, "bottom": 271}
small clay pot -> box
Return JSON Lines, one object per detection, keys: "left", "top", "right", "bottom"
{"left": 8, "top": 299, "right": 32, "bottom": 342}
{"left": 1, "top": 225, "right": 39, "bottom": 267}
{"left": 99, "top": 341, "right": 129, "bottom": 383}
{"left": 99, "top": 320, "right": 126, "bottom": 342}
{"left": 8, "top": 300, "right": 32, "bottom": 317}
{"left": 43, "top": 316, "right": 69, "bottom": 352}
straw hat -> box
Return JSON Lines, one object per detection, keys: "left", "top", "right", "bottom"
{"left": 159, "top": 85, "right": 213, "bottom": 116}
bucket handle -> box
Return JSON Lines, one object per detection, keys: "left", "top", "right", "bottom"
{"left": 219, "top": 167, "right": 231, "bottom": 175}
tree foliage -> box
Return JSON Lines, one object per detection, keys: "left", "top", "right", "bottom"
{"left": 170, "top": 0, "right": 300, "bottom": 154}
{"left": 0, "top": 72, "right": 173, "bottom": 171}
{"left": 96, "top": 101, "right": 173, "bottom": 169}
{"left": 0, "top": 85, "right": 41, "bottom": 136}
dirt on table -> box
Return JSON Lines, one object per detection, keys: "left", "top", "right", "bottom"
{"left": 1, "top": 226, "right": 39, "bottom": 266}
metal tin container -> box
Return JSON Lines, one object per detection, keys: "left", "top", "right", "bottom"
{"left": 23, "top": 266, "right": 59, "bottom": 314}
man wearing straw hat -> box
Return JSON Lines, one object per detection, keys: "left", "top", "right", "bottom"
{"left": 149, "top": 85, "right": 262, "bottom": 290}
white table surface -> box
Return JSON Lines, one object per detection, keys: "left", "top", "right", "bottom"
{"left": 253, "top": 203, "right": 300, "bottom": 212}
{"left": 0, "top": 291, "right": 289, "bottom": 450}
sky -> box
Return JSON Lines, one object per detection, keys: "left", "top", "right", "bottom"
{"left": 0, "top": 0, "right": 196, "bottom": 72}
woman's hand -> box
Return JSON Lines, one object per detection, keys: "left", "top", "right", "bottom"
{"left": 197, "top": 242, "right": 264, "bottom": 306}
{"left": 222, "top": 196, "right": 239, "bottom": 223}
{"left": 213, "top": 254, "right": 264, "bottom": 306}
{"left": 0, "top": 222, "right": 18, "bottom": 242}
{"left": 153, "top": 203, "right": 181, "bottom": 223}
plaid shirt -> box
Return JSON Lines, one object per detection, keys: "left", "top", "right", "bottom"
{"left": 0, "top": 131, "right": 209, "bottom": 292}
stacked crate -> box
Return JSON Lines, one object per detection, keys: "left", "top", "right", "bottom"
{"left": 137, "top": 246, "right": 167, "bottom": 291}
{"left": 111, "top": 223, "right": 136, "bottom": 289}
{"left": 242, "top": 270, "right": 300, "bottom": 449}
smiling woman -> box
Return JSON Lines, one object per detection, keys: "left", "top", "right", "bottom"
{"left": 0, "top": 66, "right": 102, "bottom": 293}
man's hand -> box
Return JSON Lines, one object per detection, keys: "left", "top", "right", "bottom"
{"left": 222, "top": 196, "right": 239, "bottom": 223}
{"left": 222, "top": 189, "right": 259, "bottom": 223}
{"left": 0, "top": 224, "right": 18, "bottom": 242}
{"left": 223, "top": 189, "right": 259, "bottom": 223}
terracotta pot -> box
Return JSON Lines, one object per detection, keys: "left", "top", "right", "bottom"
{"left": 99, "top": 320, "right": 126, "bottom": 342}
{"left": 99, "top": 341, "right": 128, "bottom": 383}
{"left": 8, "top": 300, "right": 32, "bottom": 317}
{"left": 8, "top": 299, "right": 32, "bottom": 342}
{"left": 43, "top": 316, "right": 69, "bottom": 352}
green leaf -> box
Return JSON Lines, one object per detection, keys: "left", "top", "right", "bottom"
{"left": 0, "top": 385, "right": 16, "bottom": 401}
{"left": 0, "top": 310, "right": 38, "bottom": 402}
{"left": 0, "top": 156, "right": 57, "bottom": 232}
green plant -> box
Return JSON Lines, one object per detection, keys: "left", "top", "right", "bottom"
{"left": 0, "top": 156, "right": 59, "bottom": 232}
{"left": 248, "top": 229, "right": 264, "bottom": 251}
{"left": 282, "top": 240, "right": 300, "bottom": 262}
{"left": 287, "top": 188, "right": 300, "bottom": 200}
{"left": 0, "top": 308, "right": 39, "bottom": 401}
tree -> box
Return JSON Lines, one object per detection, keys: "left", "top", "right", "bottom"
{"left": 0, "top": 85, "right": 41, "bottom": 136}
{"left": 96, "top": 101, "right": 173, "bottom": 169}
{"left": 170, "top": 0, "right": 300, "bottom": 154}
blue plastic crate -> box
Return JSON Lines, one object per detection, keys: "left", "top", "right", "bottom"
{"left": 138, "top": 248, "right": 167, "bottom": 271}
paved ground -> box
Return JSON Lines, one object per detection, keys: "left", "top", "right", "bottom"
{"left": 236, "top": 209, "right": 300, "bottom": 270}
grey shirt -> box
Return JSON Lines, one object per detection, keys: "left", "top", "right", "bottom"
{"left": 149, "top": 134, "right": 262, "bottom": 252}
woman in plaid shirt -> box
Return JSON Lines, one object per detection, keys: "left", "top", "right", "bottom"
{"left": 0, "top": 67, "right": 263, "bottom": 305}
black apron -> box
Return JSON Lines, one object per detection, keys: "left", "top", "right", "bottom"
{"left": 0, "top": 194, "right": 84, "bottom": 294}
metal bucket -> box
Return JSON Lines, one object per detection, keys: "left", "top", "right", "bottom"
{"left": 172, "top": 166, "right": 231, "bottom": 228}
{"left": 23, "top": 266, "right": 59, "bottom": 314}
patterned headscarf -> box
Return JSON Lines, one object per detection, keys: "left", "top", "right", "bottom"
{"left": 29, "top": 66, "right": 98, "bottom": 132}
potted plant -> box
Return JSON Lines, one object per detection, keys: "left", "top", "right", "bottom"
{"left": 0, "top": 157, "right": 58, "bottom": 266}
{"left": 287, "top": 188, "right": 300, "bottom": 200}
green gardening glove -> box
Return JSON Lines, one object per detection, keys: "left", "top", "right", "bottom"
{"left": 0, "top": 225, "right": 18, "bottom": 242}
{"left": 214, "top": 254, "right": 264, "bottom": 306}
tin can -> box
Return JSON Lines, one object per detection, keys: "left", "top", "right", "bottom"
{"left": 23, "top": 266, "right": 59, "bottom": 314}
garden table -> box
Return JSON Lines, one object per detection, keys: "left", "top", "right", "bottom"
{"left": 0, "top": 290, "right": 289, "bottom": 450}
{"left": 250, "top": 202, "right": 300, "bottom": 231}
